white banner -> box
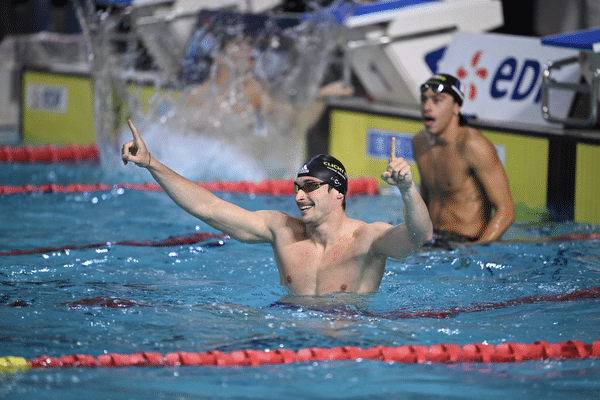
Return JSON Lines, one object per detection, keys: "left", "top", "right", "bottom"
{"left": 438, "top": 31, "right": 580, "bottom": 127}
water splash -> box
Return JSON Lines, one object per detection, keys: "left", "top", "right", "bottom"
{"left": 73, "top": 1, "right": 348, "bottom": 181}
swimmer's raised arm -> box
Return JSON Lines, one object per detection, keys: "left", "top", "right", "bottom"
{"left": 121, "top": 120, "right": 277, "bottom": 244}
{"left": 373, "top": 137, "right": 433, "bottom": 259}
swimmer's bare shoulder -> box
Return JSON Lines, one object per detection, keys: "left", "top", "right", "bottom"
{"left": 356, "top": 220, "right": 391, "bottom": 236}
{"left": 461, "top": 126, "right": 485, "bottom": 143}
{"left": 258, "top": 210, "right": 306, "bottom": 240}
{"left": 354, "top": 220, "right": 398, "bottom": 257}
{"left": 462, "top": 126, "right": 498, "bottom": 162}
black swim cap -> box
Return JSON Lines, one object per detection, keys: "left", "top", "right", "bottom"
{"left": 297, "top": 154, "right": 348, "bottom": 195}
{"left": 421, "top": 74, "right": 465, "bottom": 106}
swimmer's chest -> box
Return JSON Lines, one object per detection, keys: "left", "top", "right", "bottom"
{"left": 278, "top": 236, "right": 365, "bottom": 269}
{"left": 419, "top": 144, "right": 473, "bottom": 193}
{"left": 275, "top": 236, "right": 370, "bottom": 289}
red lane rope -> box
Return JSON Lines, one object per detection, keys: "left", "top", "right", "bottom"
{"left": 0, "top": 144, "right": 99, "bottom": 163}
{"left": 0, "top": 232, "right": 228, "bottom": 256}
{"left": 59, "top": 297, "right": 152, "bottom": 309}
{"left": 0, "top": 178, "right": 379, "bottom": 196}
{"left": 505, "top": 233, "right": 600, "bottom": 242}
{"left": 380, "top": 286, "right": 600, "bottom": 320}
{"left": 23, "top": 340, "right": 600, "bottom": 368}
{"left": 42, "top": 286, "right": 600, "bottom": 319}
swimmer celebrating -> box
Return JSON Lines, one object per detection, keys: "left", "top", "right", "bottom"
{"left": 412, "top": 74, "right": 515, "bottom": 246}
{"left": 122, "top": 120, "right": 432, "bottom": 296}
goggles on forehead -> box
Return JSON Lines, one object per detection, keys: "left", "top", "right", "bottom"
{"left": 420, "top": 82, "right": 447, "bottom": 94}
{"left": 293, "top": 181, "right": 328, "bottom": 194}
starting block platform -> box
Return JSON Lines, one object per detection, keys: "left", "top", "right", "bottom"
{"left": 541, "top": 26, "right": 600, "bottom": 126}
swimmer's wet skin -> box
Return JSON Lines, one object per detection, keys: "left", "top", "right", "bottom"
{"left": 414, "top": 74, "right": 515, "bottom": 242}
{"left": 122, "top": 120, "right": 432, "bottom": 297}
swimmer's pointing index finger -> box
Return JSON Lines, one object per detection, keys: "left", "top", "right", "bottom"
{"left": 122, "top": 119, "right": 148, "bottom": 167}
{"left": 127, "top": 119, "right": 141, "bottom": 142}
{"left": 389, "top": 136, "right": 396, "bottom": 162}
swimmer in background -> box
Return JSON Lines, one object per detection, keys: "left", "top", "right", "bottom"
{"left": 122, "top": 120, "right": 432, "bottom": 298}
{"left": 412, "top": 74, "right": 515, "bottom": 247}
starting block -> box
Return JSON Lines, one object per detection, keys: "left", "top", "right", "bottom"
{"left": 343, "top": 0, "right": 503, "bottom": 107}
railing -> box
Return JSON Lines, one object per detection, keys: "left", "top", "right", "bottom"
{"left": 542, "top": 55, "right": 600, "bottom": 126}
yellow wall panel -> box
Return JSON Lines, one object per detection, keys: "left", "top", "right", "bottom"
{"left": 329, "top": 109, "right": 550, "bottom": 223}
{"left": 575, "top": 143, "right": 600, "bottom": 224}
{"left": 22, "top": 70, "right": 95, "bottom": 145}
{"left": 480, "top": 130, "right": 549, "bottom": 221}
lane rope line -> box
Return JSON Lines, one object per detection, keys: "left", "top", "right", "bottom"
{"left": 0, "top": 232, "right": 228, "bottom": 256}
{"left": 1, "top": 340, "right": 598, "bottom": 371}
{"left": 377, "top": 286, "right": 600, "bottom": 319}
{"left": 0, "top": 144, "right": 99, "bottom": 163}
{"left": 0, "top": 178, "right": 380, "bottom": 196}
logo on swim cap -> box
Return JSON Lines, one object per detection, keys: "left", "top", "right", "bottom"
{"left": 297, "top": 154, "right": 348, "bottom": 195}
{"left": 323, "top": 161, "right": 345, "bottom": 175}
{"left": 298, "top": 164, "right": 309, "bottom": 174}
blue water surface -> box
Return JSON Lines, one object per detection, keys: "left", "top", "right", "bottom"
{"left": 1, "top": 163, "right": 600, "bottom": 399}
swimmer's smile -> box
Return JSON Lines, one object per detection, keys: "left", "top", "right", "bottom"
{"left": 298, "top": 203, "right": 313, "bottom": 214}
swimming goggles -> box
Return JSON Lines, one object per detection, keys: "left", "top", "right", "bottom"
{"left": 420, "top": 82, "right": 447, "bottom": 94}
{"left": 294, "top": 181, "right": 329, "bottom": 194}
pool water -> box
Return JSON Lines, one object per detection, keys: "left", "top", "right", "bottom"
{"left": 1, "top": 163, "right": 600, "bottom": 399}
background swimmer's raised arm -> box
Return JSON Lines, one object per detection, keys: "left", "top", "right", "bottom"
{"left": 121, "top": 120, "right": 277, "bottom": 244}
{"left": 373, "top": 137, "right": 433, "bottom": 259}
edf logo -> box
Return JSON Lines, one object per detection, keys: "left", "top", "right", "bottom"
{"left": 439, "top": 31, "right": 579, "bottom": 126}
{"left": 456, "top": 50, "right": 543, "bottom": 104}
{"left": 490, "top": 58, "right": 542, "bottom": 102}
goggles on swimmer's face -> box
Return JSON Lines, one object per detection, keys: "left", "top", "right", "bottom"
{"left": 420, "top": 82, "right": 447, "bottom": 95}
{"left": 420, "top": 78, "right": 464, "bottom": 106}
{"left": 293, "top": 181, "right": 329, "bottom": 194}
